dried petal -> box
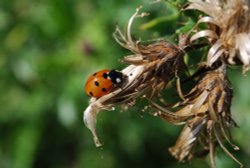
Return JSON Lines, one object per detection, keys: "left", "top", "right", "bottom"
{"left": 190, "top": 30, "right": 218, "bottom": 42}
{"left": 83, "top": 105, "right": 102, "bottom": 147}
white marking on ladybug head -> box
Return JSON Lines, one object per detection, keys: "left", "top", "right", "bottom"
{"left": 116, "top": 78, "right": 122, "bottom": 83}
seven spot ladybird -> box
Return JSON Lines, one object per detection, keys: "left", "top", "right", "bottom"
{"left": 85, "top": 69, "right": 124, "bottom": 98}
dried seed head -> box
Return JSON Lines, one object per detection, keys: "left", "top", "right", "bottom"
{"left": 186, "top": 0, "right": 250, "bottom": 74}
{"left": 83, "top": 7, "right": 184, "bottom": 146}
{"left": 153, "top": 63, "right": 242, "bottom": 167}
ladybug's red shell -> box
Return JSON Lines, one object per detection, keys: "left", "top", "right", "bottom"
{"left": 85, "top": 70, "right": 113, "bottom": 98}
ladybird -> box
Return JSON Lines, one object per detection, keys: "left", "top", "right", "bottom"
{"left": 85, "top": 69, "right": 124, "bottom": 98}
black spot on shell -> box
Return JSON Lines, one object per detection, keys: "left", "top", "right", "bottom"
{"left": 103, "top": 73, "right": 108, "bottom": 79}
{"left": 102, "top": 88, "right": 107, "bottom": 92}
{"left": 94, "top": 81, "right": 99, "bottom": 86}
{"left": 89, "top": 92, "right": 93, "bottom": 96}
{"left": 93, "top": 73, "right": 97, "bottom": 76}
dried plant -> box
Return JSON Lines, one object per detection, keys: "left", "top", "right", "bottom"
{"left": 186, "top": 0, "right": 250, "bottom": 74}
{"left": 83, "top": 1, "right": 248, "bottom": 167}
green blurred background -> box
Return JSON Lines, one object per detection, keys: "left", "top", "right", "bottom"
{"left": 0, "top": 0, "right": 250, "bottom": 168}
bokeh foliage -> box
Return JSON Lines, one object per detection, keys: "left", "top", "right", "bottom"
{"left": 0, "top": 0, "right": 249, "bottom": 168}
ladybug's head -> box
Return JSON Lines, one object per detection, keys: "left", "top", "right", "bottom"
{"left": 108, "top": 70, "right": 124, "bottom": 85}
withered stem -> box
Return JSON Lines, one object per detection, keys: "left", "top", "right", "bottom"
{"left": 213, "top": 125, "right": 243, "bottom": 168}
{"left": 208, "top": 121, "right": 216, "bottom": 168}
